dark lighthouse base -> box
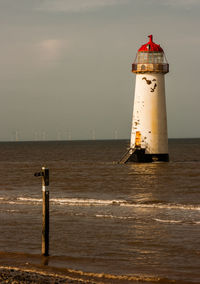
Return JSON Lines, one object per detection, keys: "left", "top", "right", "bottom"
{"left": 119, "top": 148, "right": 169, "bottom": 163}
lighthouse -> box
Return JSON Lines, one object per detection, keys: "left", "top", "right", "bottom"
{"left": 120, "top": 35, "right": 169, "bottom": 163}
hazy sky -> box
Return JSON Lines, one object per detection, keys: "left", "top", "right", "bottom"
{"left": 0, "top": 0, "right": 200, "bottom": 141}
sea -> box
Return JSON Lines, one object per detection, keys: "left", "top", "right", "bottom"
{"left": 0, "top": 139, "right": 200, "bottom": 283}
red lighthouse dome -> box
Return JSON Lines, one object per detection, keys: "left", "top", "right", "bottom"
{"left": 132, "top": 35, "right": 169, "bottom": 74}
{"left": 138, "top": 35, "right": 163, "bottom": 52}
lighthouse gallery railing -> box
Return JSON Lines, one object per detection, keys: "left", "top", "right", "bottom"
{"left": 132, "top": 63, "right": 169, "bottom": 74}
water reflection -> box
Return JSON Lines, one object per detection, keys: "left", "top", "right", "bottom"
{"left": 128, "top": 162, "right": 168, "bottom": 175}
{"left": 126, "top": 163, "right": 170, "bottom": 204}
{"left": 41, "top": 256, "right": 49, "bottom": 266}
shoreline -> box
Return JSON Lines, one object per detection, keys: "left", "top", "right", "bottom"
{"left": 0, "top": 264, "right": 187, "bottom": 284}
{"left": 0, "top": 265, "right": 97, "bottom": 284}
{"left": 0, "top": 252, "right": 195, "bottom": 283}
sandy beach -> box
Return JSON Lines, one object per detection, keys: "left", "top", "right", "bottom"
{"left": 0, "top": 252, "right": 152, "bottom": 284}
{"left": 0, "top": 264, "right": 181, "bottom": 284}
{"left": 0, "top": 266, "right": 100, "bottom": 284}
{"left": 0, "top": 265, "right": 154, "bottom": 284}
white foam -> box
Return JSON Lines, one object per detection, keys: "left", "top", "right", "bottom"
{"left": 154, "top": 218, "right": 182, "bottom": 224}
{"left": 125, "top": 203, "right": 200, "bottom": 211}
{"left": 1, "top": 197, "right": 200, "bottom": 212}
{"left": 154, "top": 218, "right": 200, "bottom": 225}
{"left": 95, "top": 214, "right": 135, "bottom": 220}
{"left": 50, "top": 198, "right": 125, "bottom": 206}
{"left": 17, "top": 197, "right": 42, "bottom": 202}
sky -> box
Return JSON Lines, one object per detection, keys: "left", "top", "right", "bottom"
{"left": 0, "top": 0, "right": 200, "bottom": 141}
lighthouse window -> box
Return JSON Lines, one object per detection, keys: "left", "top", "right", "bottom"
{"left": 153, "top": 53, "right": 164, "bottom": 63}
{"left": 137, "top": 53, "right": 142, "bottom": 63}
{"left": 140, "top": 53, "right": 147, "bottom": 63}
{"left": 137, "top": 51, "right": 165, "bottom": 64}
{"left": 148, "top": 53, "right": 153, "bottom": 63}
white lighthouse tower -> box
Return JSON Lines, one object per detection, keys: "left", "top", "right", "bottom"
{"left": 120, "top": 35, "right": 169, "bottom": 163}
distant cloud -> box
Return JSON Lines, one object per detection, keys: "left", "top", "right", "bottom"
{"left": 36, "top": 39, "right": 68, "bottom": 64}
{"left": 37, "top": 0, "right": 130, "bottom": 13}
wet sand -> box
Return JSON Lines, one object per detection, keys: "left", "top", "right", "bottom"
{"left": 0, "top": 266, "right": 91, "bottom": 283}
{"left": 0, "top": 264, "right": 182, "bottom": 284}
{"left": 0, "top": 253, "right": 131, "bottom": 284}
{"left": 0, "top": 251, "right": 192, "bottom": 283}
{"left": 0, "top": 256, "right": 163, "bottom": 284}
{"left": 0, "top": 252, "right": 101, "bottom": 284}
{"left": 0, "top": 265, "right": 149, "bottom": 284}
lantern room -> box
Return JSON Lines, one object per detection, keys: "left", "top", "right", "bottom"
{"left": 132, "top": 35, "right": 169, "bottom": 74}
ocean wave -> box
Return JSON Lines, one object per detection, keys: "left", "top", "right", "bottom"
{"left": 154, "top": 218, "right": 200, "bottom": 225}
{"left": 66, "top": 268, "right": 190, "bottom": 283}
{"left": 50, "top": 198, "right": 124, "bottom": 206}
{"left": 18, "top": 197, "right": 43, "bottom": 203}
{"left": 0, "top": 197, "right": 200, "bottom": 212}
{"left": 48, "top": 198, "right": 200, "bottom": 211}
{"left": 0, "top": 209, "right": 19, "bottom": 213}
{"left": 154, "top": 218, "right": 182, "bottom": 224}
{"left": 124, "top": 202, "right": 200, "bottom": 211}
{"left": 95, "top": 214, "right": 135, "bottom": 220}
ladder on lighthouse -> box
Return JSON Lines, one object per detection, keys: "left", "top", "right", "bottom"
{"left": 118, "top": 148, "right": 134, "bottom": 164}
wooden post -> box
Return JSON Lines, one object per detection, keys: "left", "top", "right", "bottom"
{"left": 41, "top": 167, "right": 49, "bottom": 256}
{"left": 42, "top": 189, "right": 49, "bottom": 256}
{"left": 34, "top": 167, "right": 50, "bottom": 257}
